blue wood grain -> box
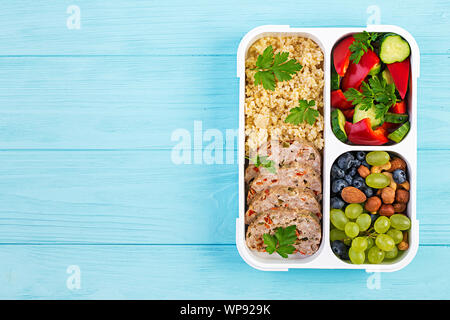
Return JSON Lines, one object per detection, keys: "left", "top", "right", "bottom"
{"left": 0, "top": 149, "right": 447, "bottom": 245}
{"left": 0, "top": 1, "right": 448, "bottom": 55}
{"left": 0, "top": 55, "right": 447, "bottom": 149}
{"left": 0, "top": 0, "right": 448, "bottom": 299}
{"left": 0, "top": 245, "right": 449, "bottom": 299}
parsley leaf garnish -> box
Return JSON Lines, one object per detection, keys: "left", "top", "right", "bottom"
{"left": 247, "top": 155, "right": 276, "bottom": 174}
{"left": 344, "top": 76, "right": 397, "bottom": 121}
{"left": 263, "top": 225, "right": 297, "bottom": 258}
{"left": 253, "top": 46, "right": 303, "bottom": 91}
{"left": 349, "top": 31, "right": 379, "bottom": 64}
{"left": 285, "top": 100, "right": 319, "bottom": 126}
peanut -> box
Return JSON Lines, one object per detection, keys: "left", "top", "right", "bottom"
{"left": 393, "top": 202, "right": 407, "bottom": 213}
{"left": 381, "top": 187, "right": 396, "bottom": 204}
{"left": 388, "top": 157, "right": 407, "bottom": 172}
{"left": 396, "top": 189, "right": 410, "bottom": 203}
{"left": 379, "top": 204, "right": 395, "bottom": 217}
{"left": 398, "top": 232, "right": 409, "bottom": 251}
{"left": 364, "top": 196, "right": 382, "bottom": 212}
{"left": 358, "top": 165, "right": 370, "bottom": 178}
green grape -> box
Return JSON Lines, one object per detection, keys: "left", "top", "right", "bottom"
{"left": 330, "top": 209, "right": 348, "bottom": 230}
{"left": 356, "top": 213, "right": 371, "bottom": 231}
{"left": 330, "top": 228, "right": 347, "bottom": 242}
{"left": 385, "top": 246, "right": 399, "bottom": 259}
{"left": 349, "top": 247, "right": 365, "bottom": 264}
{"left": 365, "top": 173, "right": 391, "bottom": 189}
{"left": 368, "top": 246, "right": 385, "bottom": 264}
{"left": 387, "top": 229, "right": 403, "bottom": 244}
{"left": 345, "top": 203, "right": 363, "bottom": 219}
{"left": 351, "top": 237, "right": 368, "bottom": 252}
{"left": 376, "top": 234, "right": 395, "bottom": 251}
{"left": 374, "top": 216, "right": 391, "bottom": 234}
{"left": 366, "top": 237, "right": 374, "bottom": 250}
{"left": 366, "top": 151, "right": 390, "bottom": 166}
{"left": 390, "top": 214, "right": 411, "bottom": 231}
{"left": 345, "top": 222, "right": 360, "bottom": 238}
{"left": 343, "top": 238, "right": 352, "bottom": 246}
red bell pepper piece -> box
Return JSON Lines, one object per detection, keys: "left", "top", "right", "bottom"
{"left": 341, "top": 49, "right": 380, "bottom": 91}
{"left": 387, "top": 58, "right": 410, "bottom": 99}
{"left": 380, "top": 121, "right": 398, "bottom": 132}
{"left": 331, "top": 89, "right": 353, "bottom": 110}
{"left": 344, "top": 121, "right": 353, "bottom": 136}
{"left": 333, "top": 36, "right": 355, "bottom": 77}
{"left": 341, "top": 108, "right": 355, "bottom": 121}
{"left": 389, "top": 100, "right": 407, "bottom": 114}
{"left": 348, "top": 118, "right": 388, "bottom": 145}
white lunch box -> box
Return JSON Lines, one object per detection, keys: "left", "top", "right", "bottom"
{"left": 236, "top": 25, "right": 419, "bottom": 272}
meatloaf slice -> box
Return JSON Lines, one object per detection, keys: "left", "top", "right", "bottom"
{"left": 246, "top": 187, "right": 322, "bottom": 224}
{"left": 245, "top": 140, "right": 321, "bottom": 184}
{"left": 247, "top": 162, "right": 322, "bottom": 202}
{"left": 246, "top": 208, "right": 322, "bottom": 256}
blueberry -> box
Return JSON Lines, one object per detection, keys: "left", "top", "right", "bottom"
{"left": 352, "top": 159, "right": 361, "bottom": 168}
{"left": 331, "top": 197, "right": 345, "bottom": 209}
{"left": 361, "top": 160, "right": 370, "bottom": 168}
{"left": 347, "top": 166, "right": 357, "bottom": 177}
{"left": 337, "top": 152, "right": 355, "bottom": 171}
{"left": 370, "top": 213, "right": 379, "bottom": 225}
{"left": 344, "top": 174, "right": 353, "bottom": 185}
{"left": 331, "top": 164, "right": 345, "bottom": 179}
{"left": 352, "top": 176, "right": 366, "bottom": 189}
{"left": 332, "top": 179, "right": 349, "bottom": 194}
{"left": 356, "top": 151, "right": 366, "bottom": 161}
{"left": 363, "top": 186, "right": 374, "bottom": 198}
{"left": 392, "top": 169, "right": 407, "bottom": 184}
{"left": 331, "top": 240, "right": 349, "bottom": 260}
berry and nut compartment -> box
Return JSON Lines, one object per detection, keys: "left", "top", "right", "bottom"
{"left": 236, "top": 25, "right": 419, "bottom": 271}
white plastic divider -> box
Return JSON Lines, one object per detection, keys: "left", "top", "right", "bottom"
{"left": 236, "top": 25, "right": 419, "bottom": 272}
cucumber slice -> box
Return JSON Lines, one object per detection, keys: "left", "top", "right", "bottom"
{"left": 353, "top": 104, "right": 383, "bottom": 128}
{"left": 384, "top": 112, "right": 408, "bottom": 124}
{"left": 331, "top": 109, "right": 347, "bottom": 142}
{"left": 380, "top": 34, "right": 411, "bottom": 64}
{"left": 388, "top": 121, "right": 410, "bottom": 143}
{"left": 368, "top": 62, "right": 381, "bottom": 76}
{"left": 331, "top": 66, "right": 341, "bottom": 91}
{"left": 382, "top": 69, "right": 394, "bottom": 85}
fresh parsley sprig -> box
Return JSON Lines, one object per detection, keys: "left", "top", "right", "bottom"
{"left": 344, "top": 75, "right": 397, "bottom": 120}
{"left": 285, "top": 99, "right": 319, "bottom": 126}
{"left": 263, "top": 225, "right": 297, "bottom": 258}
{"left": 253, "top": 45, "right": 303, "bottom": 91}
{"left": 246, "top": 155, "right": 276, "bottom": 174}
{"left": 349, "top": 31, "right": 379, "bottom": 64}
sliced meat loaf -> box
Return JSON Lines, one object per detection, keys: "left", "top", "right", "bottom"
{"left": 245, "top": 187, "right": 321, "bottom": 224}
{"left": 247, "top": 162, "right": 322, "bottom": 202}
{"left": 246, "top": 208, "right": 322, "bottom": 256}
{"left": 245, "top": 140, "right": 321, "bottom": 184}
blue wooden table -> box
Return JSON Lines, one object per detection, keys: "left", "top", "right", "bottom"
{"left": 0, "top": 0, "right": 449, "bottom": 299}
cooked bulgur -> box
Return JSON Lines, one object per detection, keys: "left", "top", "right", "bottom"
{"left": 245, "top": 36, "right": 324, "bottom": 154}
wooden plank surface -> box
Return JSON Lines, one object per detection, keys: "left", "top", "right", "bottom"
{"left": 0, "top": 149, "right": 447, "bottom": 245}
{"left": 0, "top": 55, "right": 447, "bottom": 149}
{"left": 0, "top": 245, "right": 448, "bottom": 299}
{"left": 0, "top": 0, "right": 449, "bottom": 299}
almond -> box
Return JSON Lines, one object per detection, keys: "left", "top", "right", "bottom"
{"left": 341, "top": 187, "right": 367, "bottom": 204}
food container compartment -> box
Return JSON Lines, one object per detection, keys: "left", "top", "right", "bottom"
{"left": 236, "top": 25, "right": 419, "bottom": 271}
{"left": 330, "top": 30, "right": 418, "bottom": 146}
{"left": 329, "top": 150, "right": 416, "bottom": 267}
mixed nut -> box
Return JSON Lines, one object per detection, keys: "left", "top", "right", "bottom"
{"left": 330, "top": 151, "right": 411, "bottom": 264}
